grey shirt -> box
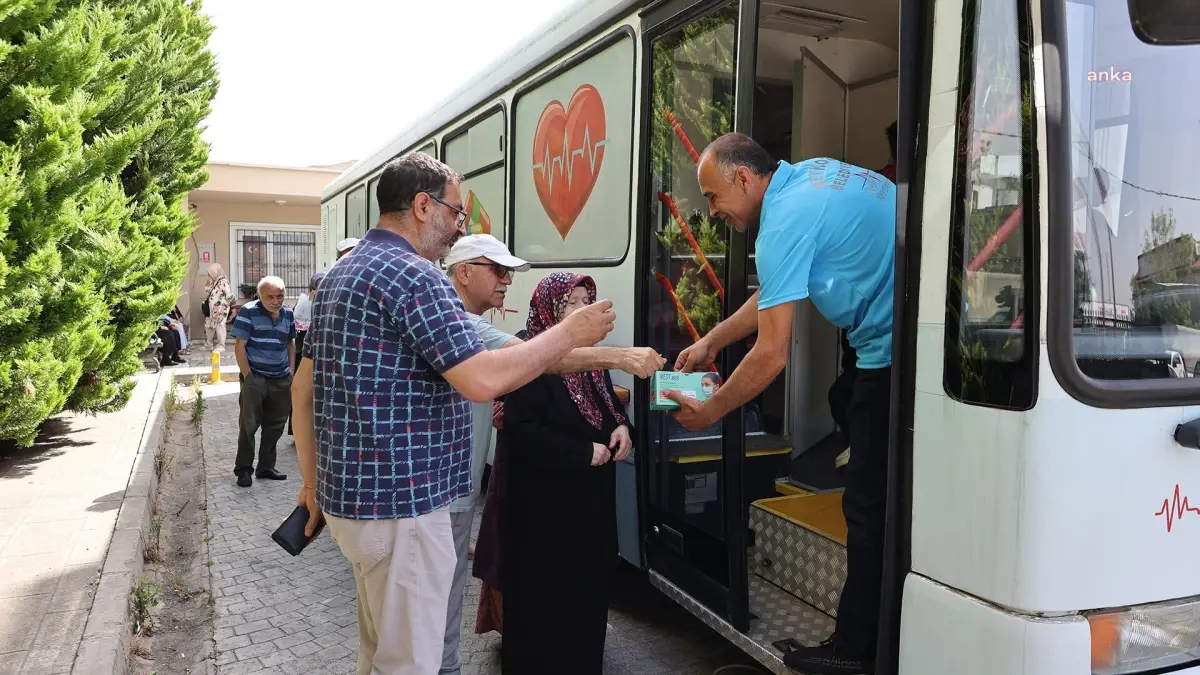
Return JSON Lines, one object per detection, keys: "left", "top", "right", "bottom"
{"left": 449, "top": 312, "right": 519, "bottom": 513}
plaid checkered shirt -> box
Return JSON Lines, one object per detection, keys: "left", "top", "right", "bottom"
{"left": 303, "top": 228, "right": 484, "bottom": 519}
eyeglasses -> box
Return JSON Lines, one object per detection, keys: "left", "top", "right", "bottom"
{"left": 425, "top": 193, "right": 468, "bottom": 230}
{"left": 465, "top": 261, "right": 514, "bottom": 278}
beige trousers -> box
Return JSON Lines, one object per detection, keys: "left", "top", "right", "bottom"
{"left": 204, "top": 319, "right": 227, "bottom": 351}
{"left": 327, "top": 508, "right": 457, "bottom": 675}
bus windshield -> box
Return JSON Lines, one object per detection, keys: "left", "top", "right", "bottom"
{"left": 1064, "top": 0, "right": 1200, "bottom": 381}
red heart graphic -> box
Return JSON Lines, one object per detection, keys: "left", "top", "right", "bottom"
{"left": 532, "top": 84, "right": 607, "bottom": 240}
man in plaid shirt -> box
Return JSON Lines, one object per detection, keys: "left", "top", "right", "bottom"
{"left": 289, "top": 152, "right": 614, "bottom": 675}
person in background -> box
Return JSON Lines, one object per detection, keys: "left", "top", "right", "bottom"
{"left": 288, "top": 272, "right": 323, "bottom": 437}
{"left": 499, "top": 273, "right": 632, "bottom": 675}
{"left": 441, "top": 234, "right": 664, "bottom": 674}
{"left": 203, "top": 263, "right": 234, "bottom": 351}
{"left": 671, "top": 133, "right": 895, "bottom": 675}
{"left": 231, "top": 276, "right": 295, "bottom": 488}
{"left": 878, "top": 121, "right": 897, "bottom": 183}
{"left": 335, "top": 237, "right": 359, "bottom": 260}
{"left": 165, "top": 307, "right": 189, "bottom": 356}
{"left": 155, "top": 315, "right": 186, "bottom": 367}
{"left": 289, "top": 152, "right": 615, "bottom": 675}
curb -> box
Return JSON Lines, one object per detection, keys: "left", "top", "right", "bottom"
{"left": 194, "top": 383, "right": 217, "bottom": 675}
{"left": 71, "top": 369, "right": 170, "bottom": 675}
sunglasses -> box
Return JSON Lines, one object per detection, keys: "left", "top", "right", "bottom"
{"left": 425, "top": 193, "right": 468, "bottom": 230}
{"left": 465, "top": 261, "right": 514, "bottom": 278}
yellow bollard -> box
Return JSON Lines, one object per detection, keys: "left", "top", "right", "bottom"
{"left": 208, "top": 349, "right": 221, "bottom": 384}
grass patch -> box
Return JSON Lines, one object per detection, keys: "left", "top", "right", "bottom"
{"left": 143, "top": 516, "right": 165, "bottom": 564}
{"left": 130, "top": 638, "right": 151, "bottom": 659}
{"left": 131, "top": 574, "right": 162, "bottom": 635}
{"left": 190, "top": 386, "right": 206, "bottom": 428}
{"left": 164, "top": 375, "right": 181, "bottom": 415}
{"left": 153, "top": 443, "right": 173, "bottom": 481}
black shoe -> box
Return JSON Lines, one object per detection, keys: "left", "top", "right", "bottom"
{"left": 236, "top": 471, "right": 252, "bottom": 488}
{"left": 783, "top": 637, "right": 870, "bottom": 674}
{"left": 170, "top": 355, "right": 186, "bottom": 364}
{"left": 255, "top": 468, "right": 287, "bottom": 480}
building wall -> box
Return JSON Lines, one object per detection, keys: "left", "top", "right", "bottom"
{"left": 182, "top": 200, "right": 321, "bottom": 339}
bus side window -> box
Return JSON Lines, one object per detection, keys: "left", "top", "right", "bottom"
{"left": 368, "top": 177, "right": 380, "bottom": 229}
{"left": 345, "top": 184, "right": 367, "bottom": 240}
{"left": 510, "top": 32, "right": 635, "bottom": 266}
{"left": 444, "top": 110, "right": 507, "bottom": 242}
{"left": 942, "top": 0, "right": 1038, "bottom": 410}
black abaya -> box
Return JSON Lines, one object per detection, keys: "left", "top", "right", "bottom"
{"left": 499, "top": 371, "right": 628, "bottom": 675}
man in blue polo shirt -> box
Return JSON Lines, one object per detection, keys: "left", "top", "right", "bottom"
{"left": 231, "top": 275, "right": 296, "bottom": 488}
{"left": 670, "top": 133, "right": 895, "bottom": 675}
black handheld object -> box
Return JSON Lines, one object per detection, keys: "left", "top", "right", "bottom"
{"left": 271, "top": 505, "right": 324, "bottom": 556}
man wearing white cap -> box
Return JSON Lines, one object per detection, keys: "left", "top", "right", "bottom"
{"left": 335, "top": 237, "right": 359, "bottom": 260}
{"left": 438, "top": 234, "right": 664, "bottom": 675}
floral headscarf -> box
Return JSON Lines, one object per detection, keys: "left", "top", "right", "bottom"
{"left": 526, "top": 272, "right": 627, "bottom": 430}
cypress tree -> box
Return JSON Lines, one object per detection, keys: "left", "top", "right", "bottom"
{"left": 0, "top": 0, "right": 218, "bottom": 444}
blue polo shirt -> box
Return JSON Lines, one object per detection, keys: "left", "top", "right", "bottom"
{"left": 756, "top": 158, "right": 896, "bottom": 369}
{"left": 231, "top": 300, "right": 296, "bottom": 378}
{"left": 303, "top": 227, "right": 486, "bottom": 520}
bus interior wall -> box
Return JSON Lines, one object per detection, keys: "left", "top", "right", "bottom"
{"left": 750, "top": 0, "right": 900, "bottom": 495}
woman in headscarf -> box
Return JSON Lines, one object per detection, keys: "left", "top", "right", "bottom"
{"left": 203, "top": 263, "right": 234, "bottom": 351}
{"left": 498, "top": 272, "right": 633, "bottom": 675}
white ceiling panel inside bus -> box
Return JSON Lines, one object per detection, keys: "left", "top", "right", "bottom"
{"left": 758, "top": 0, "right": 899, "bottom": 50}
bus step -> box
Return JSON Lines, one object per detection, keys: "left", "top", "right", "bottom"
{"left": 750, "top": 493, "right": 847, "bottom": 618}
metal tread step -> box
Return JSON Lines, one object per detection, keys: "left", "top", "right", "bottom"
{"left": 650, "top": 570, "right": 835, "bottom": 675}
{"left": 750, "top": 493, "right": 848, "bottom": 617}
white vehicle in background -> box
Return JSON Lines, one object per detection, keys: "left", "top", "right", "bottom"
{"left": 319, "top": 0, "right": 1200, "bottom": 673}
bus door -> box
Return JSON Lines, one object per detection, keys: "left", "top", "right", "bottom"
{"left": 635, "top": 0, "right": 759, "bottom": 630}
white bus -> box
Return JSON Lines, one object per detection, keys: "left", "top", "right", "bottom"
{"left": 320, "top": 0, "right": 1200, "bottom": 672}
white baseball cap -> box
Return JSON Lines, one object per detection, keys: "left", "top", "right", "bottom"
{"left": 336, "top": 237, "right": 360, "bottom": 254}
{"left": 444, "top": 234, "right": 530, "bottom": 272}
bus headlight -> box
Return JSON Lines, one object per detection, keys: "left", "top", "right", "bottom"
{"left": 1089, "top": 597, "right": 1200, "bottom": 674}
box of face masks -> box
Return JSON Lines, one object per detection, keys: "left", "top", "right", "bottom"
{"left": 651, "top": 370, "right": 721, "bottom": 411}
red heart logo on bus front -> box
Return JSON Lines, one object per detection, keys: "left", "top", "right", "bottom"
{"left": 532, "top": 84, "right": 607, "bottom": 240}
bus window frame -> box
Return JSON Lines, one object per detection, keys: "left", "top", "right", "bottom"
{"left": 507, "top": 26, "right": 638, "bottom": 268}
{"left": 442, "top": 103, "right": 508, "bottom": 178}
{"left": 1042, "top": 0, "right": 1200, "bottom": 408}
{"left": 368, "top": 176, "right": 380, "bottom": 229}
{"left": 443, "top": 103, "right": 508, "bottom": 241}
{"left": 941, "top": 0, "right": 1040, "bottom": 411}
{"left": 346, "top": 183, "right": 368, "bottom": 240}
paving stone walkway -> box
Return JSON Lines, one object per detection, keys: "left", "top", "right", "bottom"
{"left": 200, "top": 374, "right": 764, "bottom": 675}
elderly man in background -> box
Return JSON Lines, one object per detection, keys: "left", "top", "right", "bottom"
{"left": 231, "top": 275, "right": 296, "bottom": 488}
{"left": 439, "top": 233, "right": 665, "bottom": 675}
{"left": 335, "top": 237, "right": 359, "bottom": 260}
{"left": 290, "top": 152, "right": 615, "bottom": 675}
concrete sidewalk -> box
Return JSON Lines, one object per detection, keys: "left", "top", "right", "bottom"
{"left": 0, "top": 371, "right": 166, "bottom": 675}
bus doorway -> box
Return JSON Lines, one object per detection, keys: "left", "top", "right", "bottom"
{"left": 636, "top": 0, "right": 902, "bottom": 669}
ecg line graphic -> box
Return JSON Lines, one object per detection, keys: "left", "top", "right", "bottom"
{"left": 1154, "top": 484, "right": 1200, "bottom": 533}
{"left": 532, "top": 125, "right": 607, "bottom": 194}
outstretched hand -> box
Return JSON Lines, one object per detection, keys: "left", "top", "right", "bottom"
{"left": 664, "top": 390, "right": 714, "bottom": 431}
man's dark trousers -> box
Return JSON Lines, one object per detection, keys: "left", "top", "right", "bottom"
{"left": 832, "top": 365, "right": 891, "bottom": 660}
{"left": 236, "top": 371, "right": 292, "bottom": 474}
